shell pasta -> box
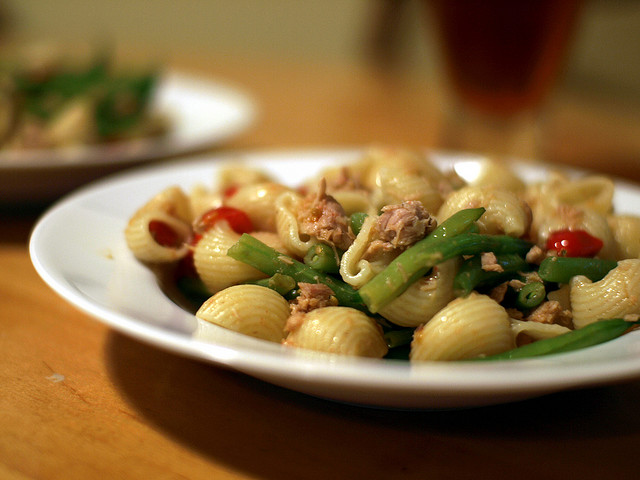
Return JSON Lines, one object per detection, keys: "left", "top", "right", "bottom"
{"left": 125, "top": 148, "right": 640, "bottom": 362}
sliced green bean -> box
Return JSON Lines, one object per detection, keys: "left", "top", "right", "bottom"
{"left": 350, "top": 212, "right": 368, "bottom": 236}
{"left": 251, "top": 273, "right": 297, "bottom": 296}
{"left": 538, "top": 256, "right": 617, "bottom": 284}
{"left": 477, "top": 318, "right": 639, "bottom": 361}
{"left": 383, "top": 328, "right": 414, "bottom": 349}
{"left": 358, "top": 208, "right": 486, "bottom": 312}
{"left": 454, "top": 253, "right": 530, "bottom": 296}
{"left": 227, "top": 233, "right": 367, "bottom": 311}
{"left": 304, "top": 243, "right": 341, "bottom": 274}
{"left": 95, "top": 72, "right": 157, "bottom": 138}
{"left": 515, "top": 281, "right": 546, "bottom": 310}
{"left": 359, "top": 231, "right": 532, "bottom": 312}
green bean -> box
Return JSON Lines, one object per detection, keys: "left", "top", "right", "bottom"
{"left": 350, "top": 212, "right": 368, "bottom": 236}
{"left": 383, "top": 328, "right": 414, "bottom": 349}
{"left": 359, "top": 231, "right": 532, "bottom": 313}
{"left": 304, "top": 243, "right": 341, "bottom": 274}
{"left": 94, "top": 72, "right": 157, "bottom": 138}
{"left": 227, "top": 233, "right": 367, "bottom": 311}
{"left": 478, "top": 318, "right": 639, "bottom": 361}
{"left": 175, "top": 276, "right": 211, "bottom": 307}
{"left": 515, "top": 281, "right": 546, "bottom": 310}
{"left": 18, "top": 53, "right": 110, "bottom": 119}
{"left": 251, "top": 273, "right": 297, "bottom": 296}
{"left": 358, "top": 208, "right": 486, "bottom": 312}
{"left": 538, "top": 256, "right": 617, "bottom": 284}
{"left": 454, "top": 253, "right": 530, "bottom": 296}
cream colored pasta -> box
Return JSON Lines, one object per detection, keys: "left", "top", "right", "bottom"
{"left": 608, "top": 215, "right": 640, "bottom": 259}
{"left": 437, "top": 185, "right": 531, "bottom": 237}
{"left": 196, "top": 285, "right": 290, "bottom": 342}
{"left": 124, "top": 210, "right": 191, "bottom": 263}
{"left": 193, "top": 224, "right": 284, "bottom": 293}
{"left": 357, "top": 146, "right": 447, "bottom": 192}
{"left": 522, "top": 173, "right": 560, "bottom": 216}
{"left": 225, "top": 182, "right": 292, "bottom": 232}
{"left": 552, "top": 175, "right": 614, "bottom": 215}
{"left": 571, "top": 259, "right": 640, "bottom": 328}
{"left": 124, "top": 186, "right": 194, "bottom": 263}
{"left": 378, "top": 259, "right": 458, "bottom": 327}
{"left": 463, "top": 158, "right": 526, "bottom": 192}
{"left": 133, "top": 185, "right": 193, "bottom": 224}
{"left": 283, "top": 306, "right": 388, "bottom": 358}
{"left": 410, "top": 293, "right": 516, "bottom": 361}
{"left": 189, "top": 183, "right": 223, "bottom": 219}
{"left": 534, "top": 205, "right": 617, "bottom": 259}
{"left": 371, "top": 165, "right": 443, "bottom": 213}
{"left": 510, "top": 319, "right": 571, "bottom": 343}
{"left": 274, "top": 191, "right": 317, "bottom": 258}
{"left": 217, "top": 164, "right": 274, "bottom": 191}
{"left": 339, "top": 214, "right": 386, "bottom": 288}
{"left": 330, "top": 190, "right": 376, "bottom": 216}
{"left": 302, "top": 162, "right": 367, "bottom": 193}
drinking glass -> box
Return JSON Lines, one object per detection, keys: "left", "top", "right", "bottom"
{"left": 426, "top": 0, "right": 583, "bottom": 160}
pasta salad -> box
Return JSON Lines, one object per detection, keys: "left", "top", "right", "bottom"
{"left": 124, "top": 147, "right": 640, "bottom": 361}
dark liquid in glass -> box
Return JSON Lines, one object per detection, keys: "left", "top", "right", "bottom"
{"left": 428, "top": 0, "right": 582, "bottom": 116}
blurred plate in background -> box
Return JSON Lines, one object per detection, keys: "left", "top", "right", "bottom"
{"left": 0, "top": 71, "right": 256, "bottom": 205}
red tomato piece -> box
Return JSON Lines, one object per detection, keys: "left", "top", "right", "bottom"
{"left": 222, "top": 185, "right": 239, "bottom": 199}
{"left": 195, "top": 206, "right": 253, "bottom": 235}
{"left": 148, "top": 220, "right": 182, "bottom": 248}
{"left": 545, "top": 229, "right": 603, "bottom": 257}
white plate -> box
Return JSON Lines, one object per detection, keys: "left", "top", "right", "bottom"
{"left": 1, "top": 71, "right": 256, "bottom": 204}
{"left": 29, "top": 149, "right": 640, "bottom": 409}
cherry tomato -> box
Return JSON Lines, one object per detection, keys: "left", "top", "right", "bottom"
{"left": 148, "top": 220, "right": 182, "bottom": 248}
{"left": 195, "top": 206, "right": 253, "bottom": 235}
{"left": 222, "top": 185, "right": 239, "bottom": 199}
{"left": 546, "top": 229, "right": 603, "bottom": 257}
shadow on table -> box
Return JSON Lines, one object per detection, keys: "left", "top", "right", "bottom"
{"left": 0, "top": 203, "right": 50, "bottom": 244}
{"left": 106, "top": 331, "right": 640, "bottom": 480}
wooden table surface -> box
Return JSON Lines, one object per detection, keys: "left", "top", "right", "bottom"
{"left": 2, "top": 53, "right": 640, "bottom": 480}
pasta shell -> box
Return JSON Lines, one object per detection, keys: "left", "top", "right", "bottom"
{"left": 193, "top": 225, "right": 283, "bottom": 293}
{"left": 217, "top": 164, "right": 274, "bottom": 190}
{"left": 510, "top": 319, "right": 571, "bottom": 343}
{"left": 283, "top": 306, "right": 388, "bottom": 358}
{"left": 339, "top": 214, "right": 386, "bottom": 288}
{"left": 410, "top": 293, "right": 515, "bottom": 361}
{"left": 534, "top": 205, "right": 617, "bottom": 260}
{"left": 378, "top": 258, "right": 458, "bottom": 327}
{"left": 571, "top": 259, "right": 640, "bottom": 328}
{"left": 274, "top": 191, "right": 316, "bottom": 258}
{"left": 371, "top": 166, "right": 443, "bottom": 214}
{"left": 225, "top": 182, "right": 292, "bottom": 232}
{"left": 196, "top": 285, "right": 290, "bottom": 342}
{"left": 553, "top": 176, "right": 614, "bottom": 215}
{"left": 437, "top": 185, "right": 531, "bottom": 237}
{"left": 461, "top": 157, "right": 525, "bottom": 192}
{"left": 608, "top": 215, "right": 640, "bottom": 260}
{"left": 135, "top": 185, "right": 193, "bottom": 224}
{"left": 124, "top": 210, "right": 191, "bottom": 263}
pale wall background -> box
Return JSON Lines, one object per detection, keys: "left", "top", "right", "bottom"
{"left": 2, "top": 0, "right": 639, "bottom": 102}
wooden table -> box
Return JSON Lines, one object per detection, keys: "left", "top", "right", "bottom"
{"left": 2, "top": 53, "right": 640, "bottom": 480}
